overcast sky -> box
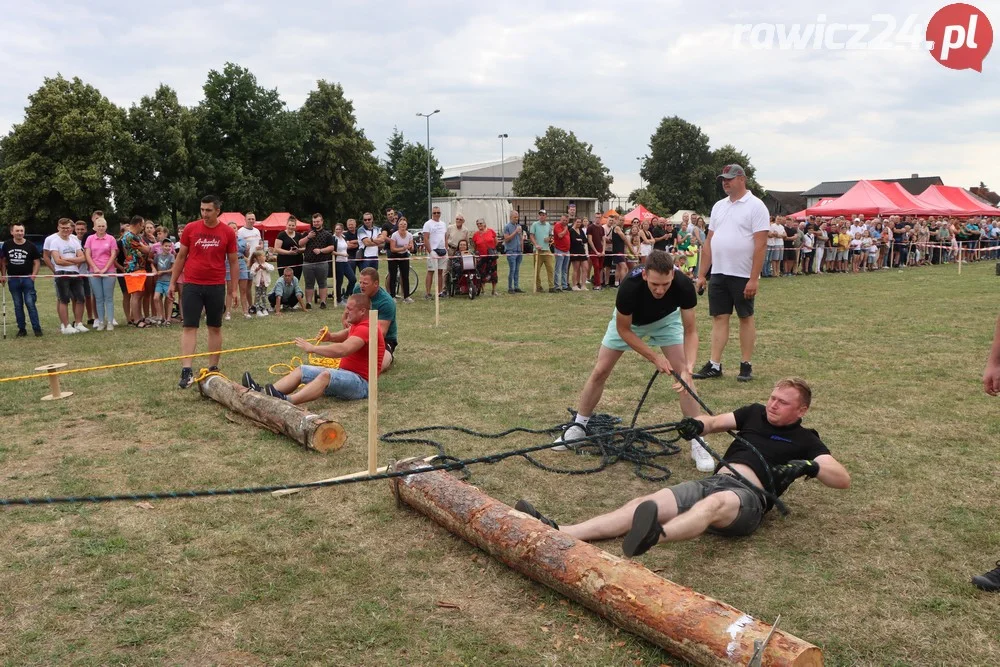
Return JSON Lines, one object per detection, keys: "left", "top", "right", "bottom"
{"left": 1, "top": 0, "right": 996, "bottom": 200}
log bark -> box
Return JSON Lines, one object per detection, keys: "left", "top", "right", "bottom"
{"left": 390, "top": 461, "right": 822, "bottom": 667}
{"left": 198, "top": 375, "right": 346, "bottom": 453}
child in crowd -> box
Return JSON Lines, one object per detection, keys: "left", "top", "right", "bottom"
{"left": 849, "top": 233, "right": 863, "bottom": 273}
{"left": 151, "top": 226, "right": 175, "bottom": 325}
{"left": 859, "top": 232, "right": 873, "bottom": 272}
{"left": 249, "top": 250, "right": 274, "bottom": 317}
{"left": 866, "top": 232, "right": 879, "bottom": 270}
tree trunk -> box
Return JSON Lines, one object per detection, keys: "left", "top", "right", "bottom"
{"left": 390, "top": 461, "right": 822, "bottom": 667}
{"left": 198, "top": 374, "right": 346, "bottom": 453}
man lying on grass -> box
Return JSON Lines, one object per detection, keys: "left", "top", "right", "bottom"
{"left": 516, "top": 377, "right": 851, "bottom": 557}
{"left": 240, "top": 293, "right": 385, "bottom": 404}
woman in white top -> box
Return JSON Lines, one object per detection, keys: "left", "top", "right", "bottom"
{"left": 638, "top": 219, "right": 654, "bottom": 260}
{"left": 333, "top": 223, "right": 356, "bottom": 304}
{"left": 389, "top": 217, "right": 415, "bottom": 302}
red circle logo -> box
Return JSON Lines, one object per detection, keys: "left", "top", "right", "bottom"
{"left": 927, "top": 3, "right": 993, "bottom": 71}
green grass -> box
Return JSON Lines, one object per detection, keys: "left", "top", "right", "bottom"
{"left": 0, "top": 260, "right": 998, "bottom": 665}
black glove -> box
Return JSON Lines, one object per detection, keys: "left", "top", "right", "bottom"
{"left": 772, "top": 459, "right": 820, "bottom": 491}
{"left": 676, "top": 417, "right": 704, "bottom": 441}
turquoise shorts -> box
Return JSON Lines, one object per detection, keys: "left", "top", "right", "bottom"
{"left": 601, "top": 308, "right": 683, "bottom": 351}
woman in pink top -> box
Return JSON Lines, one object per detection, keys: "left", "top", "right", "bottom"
{"left": 83, "top": 217, "right": 119, "bottom": 331}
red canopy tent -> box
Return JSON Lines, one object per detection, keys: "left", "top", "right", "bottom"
{"left": 917, "top": 185, "right": 1000, "bottom": 217}
{"left": 217, "top": 212, "right": 247, "bottom": 227}
{"left": 255, "top": 212, "right": 310, "bottom": 245}
{"left": 870, "top": 181, "right": 943, "bottom": 216}
{"left": 622, "top": 204, "right": 657, "bottom": 224}
{"left": 805, "top": 180, "right": 925, "bottom": 217}
{"left": 790, "top": 198, "right": 835, "bottom": 220}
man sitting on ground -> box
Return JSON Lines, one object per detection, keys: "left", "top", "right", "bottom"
{"left": 269, "top": 267, "right": 308, "bottom": 314}
{"left": 352, "top": 267, "right": 397, "bottom": 372}
{"left": 241, "top": 293, "right": 384, "bottom": 404}
{"left": 518, "top": 378, "right": 850, "bottom": 557}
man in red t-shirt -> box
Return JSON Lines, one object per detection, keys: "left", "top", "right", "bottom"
{"left": 586, "top": 217, "right": 606, "bottom": 290}
{"left": 169, "top": 195, "right": 238, "bottom": 388}
{"left": 241, "top": 293, "right": 385, "bottom": 404}
{"left": 553, "top": 214, "right": 571, "bottom": 291}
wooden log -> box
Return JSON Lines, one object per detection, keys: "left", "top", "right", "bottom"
{"left": 390, "top": 460, "right": 822, "bottom": 667}
{"left": 198, "top": 374, "right": 346, "bottom": 453}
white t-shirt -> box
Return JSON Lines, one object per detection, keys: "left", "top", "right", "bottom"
{"left": 44, "top": 233, "right": 83, "bottom": 274}
{"left": 238, "top": 225, "right": 262, "bottom": 256}
{"left": 357, "top": 225, "right": 380, "bottom": 258}
{"left": 767, "top": 222, "right": 785, "bottom": 247}
{"left": 334, "top": 236, "right": 349, "bottom": 263}
{"left": 708, "top": 191, "right": 770, "bottom": 278}
{"left": 422, "top": 219, "right": 447, "bottom": 251}
{"left": 390, "top": 231, "right": 413, "bottom": 254}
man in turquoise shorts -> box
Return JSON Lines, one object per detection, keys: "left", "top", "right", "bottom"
{"left": 553, "top": 250, "right": 711, "bottom": 471}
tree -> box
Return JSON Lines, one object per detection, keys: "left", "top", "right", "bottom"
{"left": 292, "top": 80, "right": 388, "bottom": 223}
{"left": 384, "top": 126, "right": 406, "bottom": 186}
{"left": 710, "top": 144, "right": 765, "bottom": 201}
{"left": 627, "top": 187, "right": 667, "bottom": 216}
{"left": 512, "top": 126, "right": 614, "bottom": 200}
{"left": 113, "top": 84, "right": 197, "bottom": 228}
{"left": 0, "top": 75, "right": 127, "bottom": 229}
{"left": 640, "top": 116, "right": 714, "bottom": 214}
{"left": 389, "top": 141, "right": 449, "bottom": 222}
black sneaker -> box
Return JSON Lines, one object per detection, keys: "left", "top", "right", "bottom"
{"left": 86, "top": 319, "right": 94, "bottom": 327}
{"left": 248, "top": 305, "right": 256, "bottom": 315}
{"left": 692, "top": 361, "right": 723, "bottom": 379}
{"left": 737, "top": 362, "right": 753, "bottom": 382}
{"left": 514, "top": 288, "right": 525, "bottom": 293}
{"left": 178, "top": 368, "right": 194, "bottom": 389}
{"left": 241, "top": 371, "right": 262, "bottom": 392}
{"left": 319, "top": 301, "right": 327, "bottom": 309}
{"left": 208, "top": 365, "right": 219, "bottom": 374}
{"left": 305, "top": 303, "right": 312, "bottom": 310}
{"left": 514, "top": 500, "right": 559, "bottom": 530}
{"left": 973, "top": 561, "right": 1000, "bottom": 592}
{"left": 16, "top": 329, "right": 27, "bottom": 338}
{"left": 622, "top": 500, "right": 665, "bottom": 557}
{"left": 265, "top": 384, "right": 288, "bottom": 401}
{"left": 548, "top": 288, "right": 558, "bottom": 293}
{"left": 34, "top": 329, "right": 43, "bottom": 337}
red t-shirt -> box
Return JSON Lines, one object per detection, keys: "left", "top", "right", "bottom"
{"left": 553, "top": 222, "right": 571, "bottom": 252}
{"left": 472, "top": 228, "right": 497, "bottom": 255}
{"left": 180, "top": 219, "right": 237, "bottom": 285}
{"left": 337, "top": 319, "right": 386, "bottom": 382}
{"left": 587, "top": 223, "right": 605, "bottom": 253}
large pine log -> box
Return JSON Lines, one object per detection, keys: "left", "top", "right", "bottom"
{"left": 198, "top": 374, "right": 346, "bottom": 453}
{"left": 390, "top": 460, "right": 822, "bottom": 667}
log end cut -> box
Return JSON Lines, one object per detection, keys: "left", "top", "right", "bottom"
{"left": 312, "top": 421, "right": 347, "bottom": 453}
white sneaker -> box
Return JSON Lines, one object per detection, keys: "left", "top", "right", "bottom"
{"left": 258, "top": 309, "right": 269, "bottom": 317}
{"left": 403, "top": 297, "right": 414, "bottom": 304}
{"left": 93, "top": 319, "right": 102, "bottom": 330}
{"left": 105, "top": 323, "right": 114, "bottom": 331}
{"left": 552, "top": 423, "right": 588, "bottom": 451}
{"left": 691, "top": 440, "right": 715, "bottom": 472}
{"left": 74, "top": 322, "right": 89, "bottom": 333}
{"left": 244, "top": 312, "right": 252, "bottom": 319}
{"left": 61, "top": 324, "right": 76, "bottom": 335}
{"left": 112, "top": 319, "right": 119, "bottom": 326}
{"left": 225, "top": 312, "right": 231, "bottom": 321}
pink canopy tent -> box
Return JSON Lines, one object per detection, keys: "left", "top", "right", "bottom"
{"left": 870, "top": 181, "right": 943, "bottom": 216}
{"left": 217, "top": 212, "right": 247, "bottom": 227}
{"left": 805, "top": 180, "right": 925, "bottom": 217}
{"left": 790, "top": 198, "right": 835, "bottom": 220}
{"left": 917, "top": 185, "right": 1000, "bottom": 217}
{"left": 255, "top": 212, "right": 311, "bottom": 245}
{"left": 622, "top": 204, "right": 657, "bottom": 224}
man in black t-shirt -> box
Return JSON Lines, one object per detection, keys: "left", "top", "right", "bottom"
{"left": 551, "top": 250, "right": 709, "bottom": 468}
{"left": 297, "top": 213, "right": 335, "bottom": 309}
{"left": 650, "top": 217, "right": 669, "bottom": 252}
{"left": 0, "top": 223, "right": 44, "bottom": 336}
{"left": 517, "top": 377, "right": 851, "bottom": 557}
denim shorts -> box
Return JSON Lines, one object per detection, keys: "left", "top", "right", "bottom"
{"left": 670, "top": 474, "right": 765, "bottom": 536}
{"left": 300, "top": 365, "right": 368, "bottom": 400}
{"left": 601, "top": 308, "right": 683, "bottom": 351}
{"left": 155, "top": 280, "right": 170, "bottom": 296}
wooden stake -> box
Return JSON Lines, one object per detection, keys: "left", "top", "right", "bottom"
{"left": 958, "top": 246, "right": 963, "bottom": 274}
{"left": 36, "top": 363, "right": 72, "bottom": 401}
{"left": 533, "top": 251, "right": 539, "bottom": 293}
{"left": 271, "top": 455, "right": 437, "bottom": 497}
{"left": 434, "top": 267, "right": 440, "bottom": 327}
{"left": 367, "top": 309, "right": 378, "bottom": 475}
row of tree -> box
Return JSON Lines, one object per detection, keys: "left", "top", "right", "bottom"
{"left": 0, "top": 63, "right": 763, "bottom": 232}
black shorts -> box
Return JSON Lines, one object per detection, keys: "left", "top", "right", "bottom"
{"left": 54, "top": 273, "right": 86, "bottom": 304}
{"left": 670, "top": 474, "right": 765, "bottom": 536}
{"left": 708, "top": 274, "right": 754, "bottom": 318}
{"left": 181, "top": 283, "right": 226, "bottom": 328}
{"left": 608, "top": 253, "right": 626, "bottom": 266}
{"left": 385, "top": 339, "right": 398, "bottom": 355}
{"left": 81, "top": 276, "right": 92, "bottom": 297}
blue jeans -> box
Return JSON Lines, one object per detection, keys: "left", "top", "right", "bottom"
{"left": 554, "top": 250, "right": 570, "bottom": 289}
{"left": 300, "top": 365, "right": 368, "bottom": 400}
{"left": 336, "top": 262, "right": 356, "bottom": 300}
{"left": 7, "top": 276, "right": 41, "bottom": 332}
{"left": 89, "top": 275, "right": 116, "bottom": 324}
{"left": 506, "top": 253, "right": 522, "bottom": 290}
{"left": 357, "top": 257, "right": 379, "bottom": 273}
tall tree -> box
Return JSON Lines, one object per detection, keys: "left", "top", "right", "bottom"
{"left": 710, "top": 144, "right": 765, "bottom": 201}
{"left": 384, "top": 126, "right": 406, "bottom": 186}
{"left": 641, "top": 116, "right": 714, "bottom": 214}
{"left": 0, "top": 75, "right": 127, "bottom": 229}
{"left": 389, "top": 142, "right": 449, "bottom": 222}
{"left": 292, "top": 80, "right": 388, "bottom": 223}
{"left": 113, "top": 84, "right": 197, "bottom": 227}
{"left": 512, "top": 127, "right": 614, "bottom": 200}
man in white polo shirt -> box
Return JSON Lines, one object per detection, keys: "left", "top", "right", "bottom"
{"left": 422, "top": 206, "right": 448, "bottom": 299}
{"left": 693, "top": 164, "right": 769, "bottom": 382}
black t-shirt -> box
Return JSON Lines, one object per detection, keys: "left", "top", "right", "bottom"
{"left": 569, "top": 227, "right": 587, "bottom": 256}
{"left": 615, "top": 267, "right": 697, "bottom": 325}
{"left": 275, "top": 231, "right": 301, "bottom": 268}
{"left": 1, "top": 239, "right": 42, "bottom": 276}
{"left": 782, "top": 225, "right": 797, "bottom": 249}
{"left": 651, "top": 225, "right": 669, "bottom": 251}
{"left": 610, "top": 227, "right": 626, "bottom": 254}
{"left": 303, "top": 228, "right": 335, "bottom": 263}
{"left": 723, "top": 403, "right": 830, "bottom": 507}
{"left": 343, "top": 230, "right": 359, "bottom": 259}
{"left": 893, "top": 223, "right": 906, "bottom": 242}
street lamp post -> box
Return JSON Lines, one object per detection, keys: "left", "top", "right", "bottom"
{"left": 498, "top": 133, "right": 508, "bottom": 198}
{"left": 416, "top": 109, "right": 441, "bottom": 220}
{"left": 636, "top": 155, "right": 649, "bottom": 189}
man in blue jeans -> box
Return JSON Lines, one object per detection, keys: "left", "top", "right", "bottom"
{"left": 0, "top": 224, "right": 43, "bottom": 336}
{"left": 241, "top": 293, "right": 385, "bottom": 404}
{"left": 503, "top": 210, "right": 524, "bottom": 293}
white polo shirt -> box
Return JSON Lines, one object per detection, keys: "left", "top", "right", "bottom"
{"left": 238, "top": 225, "right": 262, "bottom": 256}
{"left": 707, "top": 191, "right": 770, "bottom": 278}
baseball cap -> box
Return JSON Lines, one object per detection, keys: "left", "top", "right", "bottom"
{"left": 719, "top": 164, "right": 746, "bottom": 179}
{"left": 538, "top": 209, "right": 546, "bottom": 215}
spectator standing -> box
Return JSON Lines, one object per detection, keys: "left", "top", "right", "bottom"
{"left": 836, "top": 223, "right": 851, "bottom": 272}
{"left": 170, "top": 195, "right": 238, "bottom": 389}
{"left": 553, "top": 214, "right": 571, "bottom": 291}
{"left": 638, "top": 220, "right": 654, "bottom": 263}
{"left": 0, "top": 223, "right": 43, "bottom": 336}
{"left": 586, "top": 216, "right": 605, "bottom": 291}
{"left": 333, "top": 222, "right": 356, "bottom": 304}
{"left": 357, "top": 212, "right": 384, "bottom": 272}
{"left": 422, "top": 206, "right": 448, "bottom": 298}
{"left": 472, "top": 218, "right": 499, "bottom": 297}
{"left": 119, "top": 216, "right": 150, "bottom": 327}
{"left": 800, "top": 224, "right": 814, "bottom": 274}
{"left": 343, "top": 218, "right": 360, "bottom": 277}
{"left": 766, "top": 216, "right": 784, "bottom": 277}
{"left": 225, "top": 220, "right": 251, "bottom": 319}
{"left": 569, "top": 217, "right": 589, "bottom": 290}
{"left": 608, "top": 217, "right": 634, "bottom": 287}
{"left": 248, "top": 250, "right": 274, "bottom": 316}
{"left": 238, "top": 213, "right": 262, "bottom": 308}
{"left": 389, "top": 217, "right": 415, "bottom": 302}
{"left": 269, "top": 267, "right": 307, "bottom": 314}
{"left": 83, "top": 217, "right": 118, "bottom": 331}
{"left": 298, "top": 213, "right": 335, "bottom": 310}
{"left": 44, "top": 217, "right": 89, "bottom": 334}
{"left": 693, "top": 164, "right": 769, "bottom": 382}
{"left": 503, "top": 210, "right": 524, "bottom": 293}
{"left": 274, "top": 215, "right": 304, "bottom": 280}
{"left": 530, "top": 210, "right": 555, "bottom": 292}
{"left": 781, "top": 217, "right": 799, "bottom": 276}
{"left": 74, "top": 220, "right": 97, "bottom": 326}
{"left": 813, "top": 221, "right": 828, "bottom": 274}
{"left": 151, "top": 227, "right": 176, "bottom": 324}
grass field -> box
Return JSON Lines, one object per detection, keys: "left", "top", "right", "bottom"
{"left": 0, "top": 260, "right": 998, "bottom": 666}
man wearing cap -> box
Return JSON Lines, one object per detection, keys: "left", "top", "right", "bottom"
{"left": 693, "top": 164, "right": 769, "bottom": 383}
